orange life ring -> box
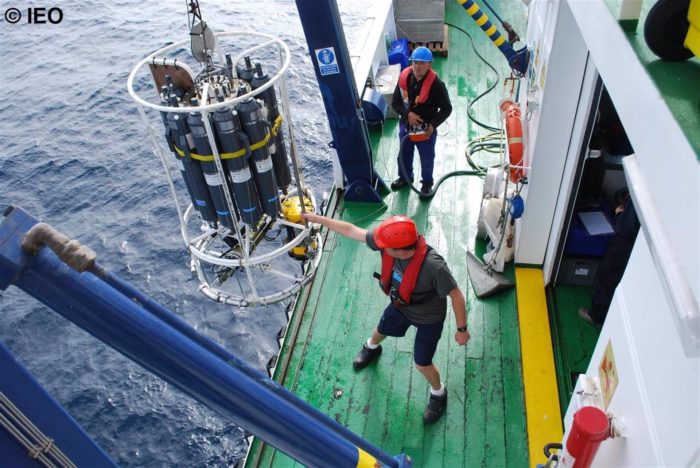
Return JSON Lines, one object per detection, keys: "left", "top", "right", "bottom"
{"left": 500, "top": 100, "right": 524, "bottom": 183}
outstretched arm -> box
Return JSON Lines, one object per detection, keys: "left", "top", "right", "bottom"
{"left": 303, "top": 213, "right": 368, "bottom": 243}
{"left": 449, "top": 287, "right": 470, "bottom": 346}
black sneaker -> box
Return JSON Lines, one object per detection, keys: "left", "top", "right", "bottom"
{"left": 352, "top": 344, "right": 382, "bottom": 370}
{"left": 420, "top": 182, "right": 434, "bottom": 194}
{"left": 390, "top": 177, "right": 413, "bottom": 191}
{"left": 423, "top": 388, "right": 448, "bottom": 424}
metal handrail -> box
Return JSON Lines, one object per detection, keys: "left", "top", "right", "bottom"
{"left": 622, "top": 155, "right": 700, "bottom": 357}
{"left": 127, "top": 31, "right": 291, "bottom": 115}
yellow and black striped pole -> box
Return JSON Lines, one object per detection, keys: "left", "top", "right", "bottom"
{"left": 457, "top": 0, "right": 529, "bottom": 75}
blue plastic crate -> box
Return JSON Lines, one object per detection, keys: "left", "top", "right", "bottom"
{"left": 564, "top": 212, "right": 614, "bottom": 258}
{"left": 388, "top": 38, "right": 410, "bottom": 70}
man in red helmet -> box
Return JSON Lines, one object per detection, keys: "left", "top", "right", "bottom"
{"left": 391, "top": 46, "right": 452, "bottom": 195}
{"left": 303, "top": 212, "right": 470, "bottom": 424}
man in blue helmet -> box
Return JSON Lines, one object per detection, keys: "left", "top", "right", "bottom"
{"left": 391, "top": 46, "right": 452, "bottom": 195}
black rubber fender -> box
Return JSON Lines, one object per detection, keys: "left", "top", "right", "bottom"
{"left": 644, "top": 0, "right": 693, "bottom": 61}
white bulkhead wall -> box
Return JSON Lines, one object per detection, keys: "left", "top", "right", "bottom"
{"left": 590, "top": 235, "right": 699, "bottom": 466}
{"left": 566, "top": 1, "right": 700, "bottom": 465}
{"left": 514, "top": 0, "right": 592, "bottom": 270}
{"left": 518, "top": 0, "right": 700, "bottom": 466}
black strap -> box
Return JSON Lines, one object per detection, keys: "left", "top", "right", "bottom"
{"left": 372, "top": 273, "right": 437, "bottom": 306}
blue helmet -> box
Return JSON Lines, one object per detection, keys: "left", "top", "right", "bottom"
{"left": 410, "top": 46, "right": 433, "bottom": 62}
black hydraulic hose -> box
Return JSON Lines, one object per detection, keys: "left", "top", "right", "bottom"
{"left": 543, "top": 442, "right": 562, "bottom": 462}
{"left": 445, "top": 22, "right": 501, "bottom": 132}
{"left": 391, "top": 23, "right": 511, "bottom": 197}
{"left": 396, "top": 134, "right": 480, "bottom": 199}
{"left": 465, "top": 135, "right": 503, "bottom": 174}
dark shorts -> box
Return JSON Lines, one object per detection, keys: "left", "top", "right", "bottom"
{"left": 376, "top": 303, "right": 445, "bottom": 366}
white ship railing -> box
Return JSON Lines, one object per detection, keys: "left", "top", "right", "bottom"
{"left": 623, "top": 155, "right": 700, "bottom": 357}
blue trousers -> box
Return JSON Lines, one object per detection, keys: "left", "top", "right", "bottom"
{"left": 398, "top": 123, "right": 438, "bottom": 184}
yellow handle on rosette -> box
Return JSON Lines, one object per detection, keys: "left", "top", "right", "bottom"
{"left": 356, "top": 447, "right": 380, "bottom": 468}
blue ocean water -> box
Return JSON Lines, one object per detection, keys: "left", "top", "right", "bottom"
{"left": 0, "top": 0, "right": 371, "bottom": 465}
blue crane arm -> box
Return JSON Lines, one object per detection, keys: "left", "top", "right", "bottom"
{"left": 0, "top": 205, "right": 410, "bottom": 468}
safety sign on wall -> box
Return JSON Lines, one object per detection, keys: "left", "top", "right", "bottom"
{"left": 315, "top": 47, "right": 339, "bottom": 76}
{"left": 598, "top": 339, "right": 619, "bottom": 409}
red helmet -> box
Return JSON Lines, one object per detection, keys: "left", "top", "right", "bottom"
{"left": 374, "top": 216, "right": 418, "bottom": 249}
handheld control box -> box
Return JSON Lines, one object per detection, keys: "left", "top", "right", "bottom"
{"left": 408, "top": 123, "right": 430, "bottom": 142}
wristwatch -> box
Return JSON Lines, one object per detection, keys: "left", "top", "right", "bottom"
{"left": 457, "top": 326, "right": 468, "bottom": 333}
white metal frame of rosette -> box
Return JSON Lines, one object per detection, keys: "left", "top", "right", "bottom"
{"left": 127, "top": 31, "right": 323, "bottom": 307}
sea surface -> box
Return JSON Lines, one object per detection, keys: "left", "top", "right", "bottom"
{"left": 0, "top": 0, "right": 372, "bottom": 465}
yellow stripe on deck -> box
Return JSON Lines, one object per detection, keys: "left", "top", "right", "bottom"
{"left": 515, "top": 267, "right": 562, "bottom": 467}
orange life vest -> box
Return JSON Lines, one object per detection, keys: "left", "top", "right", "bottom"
{"left": 379, "top": 236, "right": 428, "bottom": 305}
{"left": 399, "top": 67, "right": 437, "bottom": 106}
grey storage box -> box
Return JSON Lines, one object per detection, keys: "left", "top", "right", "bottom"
{"left": 559, "top": 256, "right": 599, "bottom": 287}
{"left": 393, "top": 0, "right": 445, "bottom": 43}
{"left": 374, "top": 64, "right": 402, "bottom": 119}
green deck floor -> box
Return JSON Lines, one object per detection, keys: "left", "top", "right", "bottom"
{"left": 244, "top": 0, "right": 605, "bottom": 465}
{"left": 246, "top": 2, "right": 533, "bottom": 466}
{"left": 547, "top": 285, "right": 600, "bottom": 417}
